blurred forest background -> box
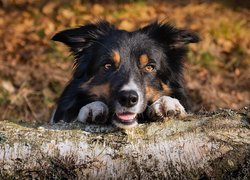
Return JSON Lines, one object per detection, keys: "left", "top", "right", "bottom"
{"left": 0, "top": 0, "right": 249, "bottom": 124}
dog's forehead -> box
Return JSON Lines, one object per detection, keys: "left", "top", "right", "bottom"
{"left": 118, "top": 32, "right": 154, "bottom": 50}
{"left": 103, "top": 31, "right": 163, "bottom": 61}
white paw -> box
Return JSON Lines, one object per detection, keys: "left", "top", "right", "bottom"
{"left": 148, "top": 96, "right": 187, "bottom": 119}
{"left": 77, "top": 101, "right": 109, "bottom": 123}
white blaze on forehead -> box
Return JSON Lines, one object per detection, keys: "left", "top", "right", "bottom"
{"left": 121, "top": 78, "right": 140, "bottom": 92}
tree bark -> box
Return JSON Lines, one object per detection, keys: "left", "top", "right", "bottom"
{"left": 0, "top": 108, "right": 250, "bottom": 179}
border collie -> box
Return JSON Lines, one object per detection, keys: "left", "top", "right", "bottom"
{"left": 51, "top": 21, "right": 199, "bottom": 128}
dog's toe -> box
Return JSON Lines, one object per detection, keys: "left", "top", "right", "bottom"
{"left": 148, "top": 96, "right": 187, "bottom": 120}
{"left": 77, "top": 101, "right": 109, "bottom": 123}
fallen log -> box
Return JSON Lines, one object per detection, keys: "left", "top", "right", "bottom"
{"left": 0, "top": 108, "right": 250, "bottom": 179}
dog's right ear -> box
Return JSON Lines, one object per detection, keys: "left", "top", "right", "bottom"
{"left": 52, "top": 21, "right": 114, "bottom": 54}
{"left": 141, "top": 22, "right": 200, "bottom": 48}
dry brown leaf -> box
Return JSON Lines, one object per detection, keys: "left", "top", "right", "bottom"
{"left": 119, "top": 20, "right": 135, "bottom": 31}
{"left": 43, "top": 19, "right": 55, "bottom": 36}
{"left": 92, "top": 4, "right": 104, "bottom": 16}
{"left": 74, "top": 4, "right": 87, "bottom": 13}
{"left": 60, "top": 9, "right": 75, "bottom": 20}
{"left": 42, "top": 2, "right": 58, "bottom": 15}
{"left": 234, "top": 68, "right": 241, "bottom": 76}
{"left": 1, "top": 81, "right": 15, "bottom": 94}
{"left": 217, "top": 38, "right": 234, "bottom": 53}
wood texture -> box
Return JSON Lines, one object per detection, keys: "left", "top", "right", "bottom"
{"left": 0, "top": 109, "right": 250, "bottom": 179}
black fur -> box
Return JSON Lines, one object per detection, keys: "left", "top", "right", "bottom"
{"left": 51, "top": 21, "right": 200, "bottom": 123}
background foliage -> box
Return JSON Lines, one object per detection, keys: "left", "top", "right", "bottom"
{"left": 0, "top": 0, "right": 249, "bottom": 123}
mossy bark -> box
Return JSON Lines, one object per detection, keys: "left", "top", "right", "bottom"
{"left": 0, "top": 109, "right": 250, "bottom": 179}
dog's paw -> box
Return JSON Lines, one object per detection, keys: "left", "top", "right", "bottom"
{"left": 77, "top": 101, "right": 109, "bottom": 123}
{"left": 147, "top": 96, "right": 187, "bottom": 120}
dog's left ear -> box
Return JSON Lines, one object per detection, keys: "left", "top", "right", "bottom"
{"left": 51, "top": 21, "right": 114, "bottom": 54}
{"left": 141, "top": 22, "right": 200, "bottom": 48}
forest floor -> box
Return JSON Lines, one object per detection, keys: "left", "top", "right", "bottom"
{"left": 0, "top": 0, "right": 249, "bottom": 123}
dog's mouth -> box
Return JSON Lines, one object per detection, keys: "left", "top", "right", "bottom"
{"left": 113, "top": 112, "right": 138, "bottom": 128}
{"left": 116, "top": 112, "right": 137, "bottom": 122}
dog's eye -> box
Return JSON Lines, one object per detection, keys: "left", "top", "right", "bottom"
{"left": 144, "top": 65, "right": 155, "bottom": 72}
{"left": 104, "top": 63, "right": 112, "bottom": 70}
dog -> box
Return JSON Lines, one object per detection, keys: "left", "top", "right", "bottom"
{"left": 51, "top": 21, "right": 199, "bottom": 128}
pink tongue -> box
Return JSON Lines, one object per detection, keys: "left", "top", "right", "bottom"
{"left": 117, "top": 113, "right": 136, "bottom": 121}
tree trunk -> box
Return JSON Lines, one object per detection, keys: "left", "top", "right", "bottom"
{"left": 0, "top": 108, "right": 250, "bottom": 179}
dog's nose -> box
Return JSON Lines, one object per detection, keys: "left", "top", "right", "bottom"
{"left": 118, "top": 90, "right": 139, "bottom": 107}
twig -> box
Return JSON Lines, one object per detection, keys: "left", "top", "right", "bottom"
{"left": 23, "top": 95, "right": 39, "bottom": 122}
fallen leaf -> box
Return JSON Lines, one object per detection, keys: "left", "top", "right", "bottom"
{"left": 60, "top": 9, "right": 75, "bottom": 19}
{"left": 119, "top": 20, "right": 135, "bottom": 31}
{"left": 42, "top": 2, "right": 58, "bottom": 15}
{"left": 217, "top": 38, "right": 234, "bottom": 53}
{"left": 1, "top": 81, "right": 15, "bottom": 94}
{"left": 91, "top": 4, "right": 104, "bottom": 16}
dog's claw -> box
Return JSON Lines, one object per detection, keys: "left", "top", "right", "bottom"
{"left": 77, "top": 101, "right": 109, "bottom": 123}
{"left": 147, "top": 96, "right": 187, "bottom": 120}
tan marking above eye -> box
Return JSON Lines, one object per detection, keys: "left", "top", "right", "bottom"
{"left": 112, "top": 51, "right": 120, "bottom": 67}
{"left": 139, "top": 54, "right": 149, "bottom": 67}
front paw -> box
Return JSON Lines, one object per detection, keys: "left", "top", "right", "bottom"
{"left": 77, "top": 101, "right": 109, "bottom": 123}
{"left": 147, "top": 96, "right": 187, "bottom": 120}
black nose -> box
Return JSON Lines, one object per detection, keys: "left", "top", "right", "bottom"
{"left": 118, "top": 90, "right": 139, "bottom": 107}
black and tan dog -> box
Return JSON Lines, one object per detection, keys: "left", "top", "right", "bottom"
{"left": 51, "top": 21, "right": 199, "bottom": 128}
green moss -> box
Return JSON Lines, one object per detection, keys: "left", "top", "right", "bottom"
{"left": 200, "top": 52, "right": 214, "bottom": 67}
{"left": 46, "top": 42, "right": 71, "bottom": 62}
{"left": 0, "top": 88, "right": 9, "bottom": 106}
{"left": 0, "top": 133, "right": 6, "bottom": 144}
{"left": 112, "top": 9, "right": 128, "bottom": 18}
{"left": 37, "top": 29, "right": 45, "bottom": 39}
{"left": 210, "top": 19, "right": 248, "bottom": 40}
{"left": 111, "top": 1, "right": 146, "bottom": 19}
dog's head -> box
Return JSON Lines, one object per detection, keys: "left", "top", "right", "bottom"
{"left": 52, "top": 21, "right": 199, "bottom": 128}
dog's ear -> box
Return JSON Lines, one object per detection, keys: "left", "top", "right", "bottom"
{"left": 141, "top": 22, "right": 200, "bottom": 48}
{"left": 52, "top": 21, "right": 114, "bottom": 54}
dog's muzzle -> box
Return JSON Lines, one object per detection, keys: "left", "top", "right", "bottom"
{"left": 113, "top": 90, "right": 140, "bottom": 128}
